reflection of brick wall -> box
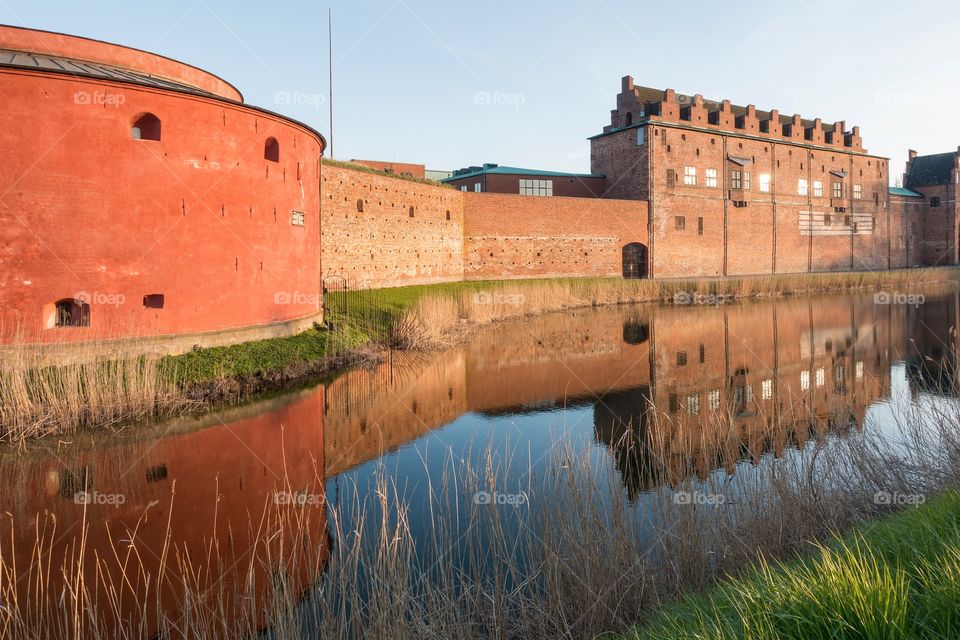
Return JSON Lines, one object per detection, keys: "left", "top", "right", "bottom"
{"left": 463, "top": 193, "right": 648, "bottom": 280}
{"left": 320, "top": 162, "right": 465, "bottom": 289}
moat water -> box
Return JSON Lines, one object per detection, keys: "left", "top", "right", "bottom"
{"left": 2, "top": 288, "right": 959, "bottom": 634}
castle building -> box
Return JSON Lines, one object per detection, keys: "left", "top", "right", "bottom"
{"left": 900, "top": 148, "right": 960, "bottom": 266}
{"left": 590, "top": 76, "right": 903, "bottom": 278}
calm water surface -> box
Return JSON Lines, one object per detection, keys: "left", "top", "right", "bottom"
{"left": 3, "top": 289, "right": 959, "bottom": 632}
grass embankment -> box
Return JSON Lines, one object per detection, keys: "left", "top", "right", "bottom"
{"left": 631, "top": 492, "right": 960, "bottom": 639}
{"left": 2, "top": 267, "right": 957, "bottom": 442}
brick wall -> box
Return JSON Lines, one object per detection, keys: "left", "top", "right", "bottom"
{"left": 319, "top": 162, "right": 465, "bottom": 289}
{"left": 462, "top": 192, "right": 648, "bottom": 280}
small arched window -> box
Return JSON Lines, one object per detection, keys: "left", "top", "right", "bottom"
{"left": 131, "top": 113, "right": 161, "bottom": 141}
{"left": 54, "top": 298, "right": 90, "bottom": 327}
{"left": 625, "top": 112, "right": 633, "bottom": 126}
{"left": 357, "top": 199, "right": 364, "bottom": 212}
{"left": 264, "top": 137, "right": 280, "bottom": 162}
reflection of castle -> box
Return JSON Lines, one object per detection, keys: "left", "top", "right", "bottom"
{"left": 0, "top": 389, "right": 328, "bottom": 637}
{"left": 905, "top": 293, "right": 960, "bottom": 397}
{"left": 324, "top": 294, "right": 955, "bottom": 493}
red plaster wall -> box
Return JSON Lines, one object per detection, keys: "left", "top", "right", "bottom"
{"left": 463, "top": 193, "right": 648, "bottom": 280}
{"left": 320, "top": 162, "right": 465, "bottom": 289}
{"left": 0, "top": 67, "right": 324, "bottom": 343}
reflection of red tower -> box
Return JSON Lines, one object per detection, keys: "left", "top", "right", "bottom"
{"left": 0, "top": 385, "right": 328, "bottom": 637}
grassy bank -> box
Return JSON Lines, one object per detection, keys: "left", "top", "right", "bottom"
{"left": 1, "top": 266, "right": 958, "bottom": 441}
{"left": 631, "top": 491, "right": 960, "bottom": 639}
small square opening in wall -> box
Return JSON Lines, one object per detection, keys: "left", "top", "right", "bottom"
{"left": 291, "top": 210, "right": 305, "bottom": 226}
{"left": 143, "top": 294, "right": 165, "bottom": 309}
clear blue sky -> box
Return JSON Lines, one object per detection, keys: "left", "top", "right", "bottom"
{"left": 3, "top": 0, "right": 958, "bottom": 180}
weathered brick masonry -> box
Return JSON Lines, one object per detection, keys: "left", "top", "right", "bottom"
{"left": 462, "top": 193, "right": 647, "bottom": 280}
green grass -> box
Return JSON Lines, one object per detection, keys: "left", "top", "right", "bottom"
{"left": 629, "top": 491, "right": 960, "bottom": 640}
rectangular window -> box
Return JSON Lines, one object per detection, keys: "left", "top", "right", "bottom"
{"left": 798, "top": 178, "right": 808, "bottom": 196}
{"left": 460, "top": 185, "right": 468, "bottom": 192}
{"left": 474, "top": 182, "right": 482, "bottom": 192}
{"left": 824, "top": 213, "right": 832, "bottom": 226}
{"left": 856, "top": 361, "right": 864, "bottom": 379}
{"left": 687, "top": 394, "right": 700, "bottom": 415}
{"left": 931, "top": 197, "right": 941, "bottom": 207}
{"left": 669, "top": 393, "right": 679, "bottom": 413}
{"left": 708, "top": 389, "right": 721, "bottom": 411}
{"left": 853, "top": 184, "right": 862, "bottom": 199}
{"left": 683, "top": 165, "right": 697, "bottom": 186}
{"left": 759, "top": 173, "right": 771, "bottom": 193}
{"left": 743, "top": 172, "right": 751, "bottom": 190}
{"left": 800, "top": 370, "right": 810, "bottom": 390}
{"left": 519, "top": 179, "right": 553, "bottom": 196}
{"left": 833, "top": 182, "right": 843, "bottom": 198}
{"left": 675, "top": 216, "right": 686, "bottom": 231}
{"left": 291, "top": 210, "right": 305, "bottom": 226}
{"left": 705, "top": 168, "right": 718, "bottom": 187}
{"left": 816, "top": 368, "right": 825, "bottom": 388}
{"left": 731, "top": 169, "right": 742, "bottom": 189}
{"left": 813, "top": 180, "right": 823, "bottom": 197}
{"left": 762, "top": 379, "right": 773, "bottom": 400}
{"left": 677, "top": 351, "right": 687, "bottom": 366}
{"left": 666, "top": 169, "right": 676, "bottom": 186}
{"left": 697, "top": 217, "right": 704, "bottom": 236}
{"left": 636, "top": 128, "right": 645, "bottom": 145}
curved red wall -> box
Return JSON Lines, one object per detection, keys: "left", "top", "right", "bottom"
{"left": 0, "top": 36, "right": 325, "bottom": 344}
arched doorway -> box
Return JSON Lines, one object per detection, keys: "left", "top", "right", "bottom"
{"left": 622, "top": 243, "right": 647, "bottom": 279}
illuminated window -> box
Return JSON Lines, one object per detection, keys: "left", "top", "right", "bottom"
{"left": 801, "top": 370, "right": 810, "bottom": 390}
{"left": 759, "top": 173, "right": 771, "bottom": 193}
{"left": 798, "top": 178, "right": 808, "bottom": 196}
{"left": 683, "top": 166, "right": 697, "bottom": 186}
{"left": 762, "top": 379, "right": 773, "bottom": 400}
{"left": 813, "top": 180, "right": 823, "bottom": 197}
{"left": 708, "top": 389, "right": 720, "bottom": 411}
{"left": 816, "top": 368, "right": 825, "bottom": 387}
{"left": 853, "top": 184, "right": 862, "bottom": 199}
{"left": 687, "top": 394, "right": 700, "bottom": 415}
{"left": 519, "top": 179, "right": 553, "bottom": 196}
{"left": 705, "top": 168, "right": 718, "bottom": 187}
{"left": 291, "top": 210, "right": 305, "bottom": 226}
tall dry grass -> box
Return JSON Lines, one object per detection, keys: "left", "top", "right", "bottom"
{"left": 0, "top": 338, "right": 190, "bottom": 442}
{"left": 401, "top": 267, "right": 960, "bottom": 348}
{"left": 1, "top": 381, "right": 959, "bottom": 639}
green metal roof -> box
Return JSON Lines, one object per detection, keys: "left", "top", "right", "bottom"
{"left": 442, "top": 165, "right": 604, "bottom": 182}
{"left": 888, "top": 186, "right": 924, "bottom": 198}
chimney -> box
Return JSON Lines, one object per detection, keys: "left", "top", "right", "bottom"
{"left": 721, "top": 99, "right": 732, "bottom": 112}
{"left": 746, "top": 104, "right": 756, "bottom": 117}
{"left": 622, "top": 75, "right": 634, "bottom": 92}
{"left": 664, "top": 88, "right": 676, "bottom": 102}
{"left": 693, "top": 94, "right": 704, "bottom": 107}
{"left": 908, "top": 149, "right": 918, "bottom": 160}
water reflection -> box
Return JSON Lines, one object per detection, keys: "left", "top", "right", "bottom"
{"left": 2, "top": 289, "right": 959, "bottom": 634}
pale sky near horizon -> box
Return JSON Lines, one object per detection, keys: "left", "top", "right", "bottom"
{"left": 3, "top": 0, "right": 958, "bottom": 182}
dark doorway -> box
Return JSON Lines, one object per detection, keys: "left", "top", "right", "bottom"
{"left": 55, "top": 298, "right": 90, "bottom": 327}
{"left": 622, "top": 242, "right": 648, "bottom": 279}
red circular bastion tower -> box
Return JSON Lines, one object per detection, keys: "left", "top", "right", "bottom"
{"left": 0, "top": 25, "right": 326, "bottom": 351}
